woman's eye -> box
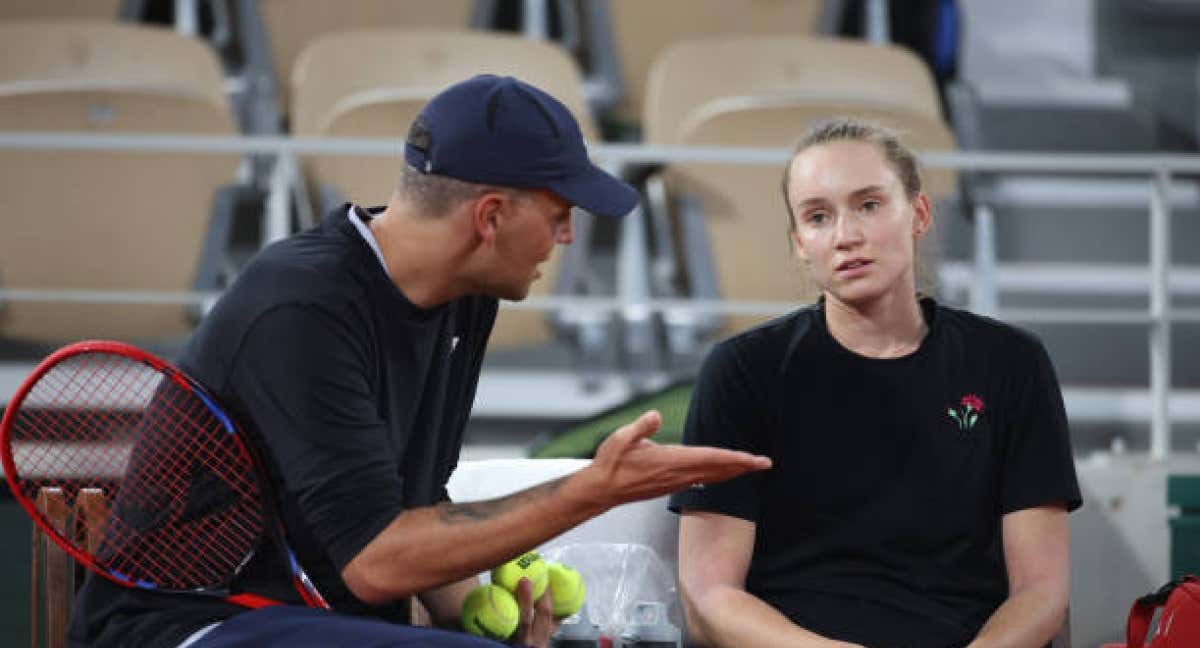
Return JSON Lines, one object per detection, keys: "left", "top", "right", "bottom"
{"left": 807, "top": 211, "right": 827, "bottom": 224}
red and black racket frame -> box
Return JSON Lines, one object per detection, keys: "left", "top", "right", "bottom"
{"left": 0, "top": 340, "right": 329, "bottom": 610}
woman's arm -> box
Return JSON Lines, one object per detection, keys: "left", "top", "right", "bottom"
{"left": 679, "top": 510, "right": 863, "bottom": 648}
{"left": 966, "top": 505, "right": 1071, "bottom": 648}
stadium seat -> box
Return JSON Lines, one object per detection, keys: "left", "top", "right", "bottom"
{"left": 604, "top": 0, "right": 825, "bottom": 132}
{"left": 641, "top": 36, "right": 957, "bottom": 343}
{"left": 0, "top": 21, "right": 242, "bottom": 344}
{"left": 290, "top": 28, "right": 601, "bottom": 349}
{"left": 256, "top": 0, "right": 476, "bottom": 119}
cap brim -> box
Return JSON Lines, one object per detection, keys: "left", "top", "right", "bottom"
{"left": 547, "top": 163, "right": 639, "bottom": 218}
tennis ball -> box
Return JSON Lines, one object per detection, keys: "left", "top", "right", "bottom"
{"left": 547, "top": 562, "right": 586, "bottom": 618}
{"left": 491, "top": 551, "right": 549, "bottom": 599}
{"left": 461, "top": 584, "right": 519, "bottom": 641}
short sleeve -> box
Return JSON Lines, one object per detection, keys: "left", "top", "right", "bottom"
{"left": 669, "top": 340, "right": 769, "bottom": 521}
{"left": 1000, "top": 336, "right": 1082, "bottom": 514}
{"left": 229, "top": 305, "right": 405, "bottom": 571}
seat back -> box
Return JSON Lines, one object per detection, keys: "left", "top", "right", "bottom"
{"left": 0, "top": 0, "right": 122, "bottom": 22}
{"left": 291, "top": 29, "right": 598, "bottom": 348}
{"left": 607, "top": 0, "right": 824, "bottom": 126}
{"left": 644, "top": 36, "right": 949, "bottom": 146}
{"left": 0, "top": 21, "right": 239, "bottom": 343}
{"left": 259, "top": 0, "right": 475, "bottom": 113}
{"left": 30, "top": 487, "right": 107, "bottom": 648}
{"left": 644, "top": 36, "right": 957, "bottom": 335}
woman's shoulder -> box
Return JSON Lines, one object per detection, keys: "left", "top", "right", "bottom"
{"left": 934, "top": 301, "right": 1047, "bottom": 356}
{"left": 710, "top": 304, "right": 822, "bottom": 368}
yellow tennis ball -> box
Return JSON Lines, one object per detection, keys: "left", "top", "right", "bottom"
{"left": 547, "top": 562, "right": 586, "bottom": 618}
{"left": 491, "top": 551, "right": 549, "bottom": 599}
{"left": 461, "top": 584, "right": 519, "bottom": 641}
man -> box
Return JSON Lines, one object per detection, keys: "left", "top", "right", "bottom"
{"left": 69, "top": 75, "right": 771, "bottom": 648}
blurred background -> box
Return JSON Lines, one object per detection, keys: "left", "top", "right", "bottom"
{"left": 1, "top": 0, "right": 1199, "bottom": 645}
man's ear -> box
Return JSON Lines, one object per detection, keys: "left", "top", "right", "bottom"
{"left": 471, "top": 191, "right": 507, "bottom": 246}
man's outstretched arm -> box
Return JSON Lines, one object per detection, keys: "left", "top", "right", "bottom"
{"left": 341, "top": 410, "right": 772, "bottom": 604}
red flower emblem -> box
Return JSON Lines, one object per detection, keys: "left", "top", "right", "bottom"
{"left": 960, "top": 394, "right": 985, "bottom": 413}
{"left": 948, "top": 393, "right": 986, "bottom": 432}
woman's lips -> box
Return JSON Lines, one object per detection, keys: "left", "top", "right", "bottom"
{"left": 835, "top": 258, "right": 873, "bottom": 277}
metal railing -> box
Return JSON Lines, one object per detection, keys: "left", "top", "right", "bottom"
{"left": 2, "top": 131, "right": 1200, "bottom": 456}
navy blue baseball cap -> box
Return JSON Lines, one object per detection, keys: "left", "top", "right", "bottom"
{"left": 404, "top": 74, "right": 638, "bottom": 218}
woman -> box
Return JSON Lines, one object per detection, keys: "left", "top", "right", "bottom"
{"left": 670, "top": 119, "right": 1080, "bottom": 648}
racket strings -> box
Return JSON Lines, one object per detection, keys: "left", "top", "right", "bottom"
{"left": 10, "top": 351, "right": 267, "bottom": 591}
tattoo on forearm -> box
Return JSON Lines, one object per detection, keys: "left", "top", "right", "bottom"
{"left": 439, "top": 476, "right": 565, "bottom": 524}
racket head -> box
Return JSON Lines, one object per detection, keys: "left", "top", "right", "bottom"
{"left": 1, "top": 340, "right": 268, "bottom": 596}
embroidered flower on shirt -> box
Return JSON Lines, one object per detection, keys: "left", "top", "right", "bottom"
{"left": 948, "top": 393, "right": 985, "bottom": 431}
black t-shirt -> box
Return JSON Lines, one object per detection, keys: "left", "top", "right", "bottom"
{"left": 69, "top": 206, "right": 497, "bottom": 648}
{"left": 669, "top": 298, "right": 1081, "bottom": 648}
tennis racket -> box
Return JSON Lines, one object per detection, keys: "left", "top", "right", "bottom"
{"left": 0, "top": 340, "right": 328, "bottom": 610}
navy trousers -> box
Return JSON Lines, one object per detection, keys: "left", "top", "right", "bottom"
{"left": 189, "top": 606, "right": 506, "bottom": 648}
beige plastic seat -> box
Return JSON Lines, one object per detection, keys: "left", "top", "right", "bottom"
{"left": 259, "top": 0, "right": 474, "bottom": 114}
{"left": 291, "top": 28, "right": 599, "bottom": 348}
{"left": 0, "top": 21, "right": 240, "bottom": 343}
{"left": 643, "top": 36, "right": 958, "bottom": 337}
{"left": 0, "top": 0, "right": 122, "bottom": 22}
{"left": 607, "top": 0, "right": 824, "bottom": 128}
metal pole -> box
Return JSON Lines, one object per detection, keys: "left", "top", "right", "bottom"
{"left": 612, "top": 162, "right": 657, "bottom": 383}
{"left": 1147, "top": 169, "right": 1176, "bottom": 458}
{"left": 264, "top": 153, "right": 291, "bottom": 244}
{"left": 971, "top": 204, "right": 999, "bottom": 317}
{"left": 616, "top": 202, "right": 652, "bottom": 342}
{"left": 288, "top": 152, "right": 316, "bottom": 229}
{"left": 174, "top": 0, "right": 198, "bottom": 37}
{"left": 1149, "top": 168, "right": 1172, "bottom": 460}
{"left": 7, "top": 133, "right": 1200, "bottom": 175}
{"left": 523, "top": 0, "right": 549, "bottom": 40}
{"left": 864, "top": 0, "right": 890, "bottom": 44}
